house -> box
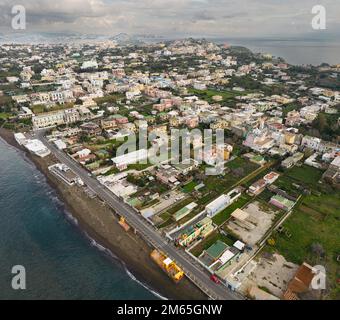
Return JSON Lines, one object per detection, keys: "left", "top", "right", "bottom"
{"left": 283, "top": 263, "right": 319, "bottom": 300}
{"left": 100, "top": 117, "right": 118, "bottom": 130}
{"left": 301, "top": 136, "right": 322, "bottom": 151}
{"left": 269, "top": 195, "right": 295, "bottom": 211}
{"left": 248, "top": 179, "right": 267, "bottom": 196}
{"left": 322, "top": 156, "right": 340, "bottom": 186}
{"left": 263, "top": 172, "right": 280, "bottom": 185}
{"left": 281, "top": 152, "right": 304, "bottom": 169}
{"left": 176, "top": 217, "right": 214, "bottom": 247}
{"left": 80, "top": 122, "right": 101, "bottom": 136}
{"left": 156, "top": 165, "right": 180, "bottom": 187}
{"left": 173, "top": 159, "right": 198, "bottom": 175}
{"left": 18, "top": 106, "right": 34, "bottom": 119}
{"left": 285, "top": 110, "right": 300, "bottom": 126}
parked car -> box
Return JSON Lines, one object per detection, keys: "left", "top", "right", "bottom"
{"left": 210, "top": 275, "right": 220, "bottom": 284}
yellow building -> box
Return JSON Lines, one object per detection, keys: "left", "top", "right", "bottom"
{"left": 285, "top": 132, "right": 296, "bottom": 145}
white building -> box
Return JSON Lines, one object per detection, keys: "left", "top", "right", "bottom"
{"left": 25, "top": 139, "right": 51, "bottom": 158}
{"left": 206, "top": 194, "right": 231, "bottom": 218}
{"left": 32, "top": 111, "right": 65, "bottom": 129}
{"left": 54, "top": 139, "right": 67, "bottom": 150}
{"left": 81, "top": 60, "right": 98, "bottom": 70}
{"left": 14, "top": 132, "right": 27, "bottom": 145}
{"left": 301, "top": 136, "right": 322, "bottom": 151}
{"left": 111, "top": 149, "right": 148, "bottom": 171}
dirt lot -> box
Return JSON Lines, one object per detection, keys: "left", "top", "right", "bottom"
{"left": 226, "top": 201, "right": 279, "bottom": 246}
{"left": 240, "top": 253, "right": 298, "bottom": 298}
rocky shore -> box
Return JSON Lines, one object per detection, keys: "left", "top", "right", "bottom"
{"left": 0, "top": 128, "right": 206, "bottom": 300}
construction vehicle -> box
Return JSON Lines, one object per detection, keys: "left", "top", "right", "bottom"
{"left": 118, "top": 217, "right": 130, "bottom": 232}
{"left": 150, "top": 249, "right": 184, "bottom": 283}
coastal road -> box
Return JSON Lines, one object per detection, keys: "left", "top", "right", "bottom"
{"left": 37, "top": 131, "right": 243, "bottom": 300}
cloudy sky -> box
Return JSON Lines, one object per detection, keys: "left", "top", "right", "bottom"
{"left": 0, "top": 0, "right": 339, "bottom": 39}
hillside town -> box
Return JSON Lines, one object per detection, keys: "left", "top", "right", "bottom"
{"left": 1, "top": 39, "right": 339, "bottom": 300}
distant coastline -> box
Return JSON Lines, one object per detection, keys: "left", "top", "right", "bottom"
{"left": 2, "top": 33, "right": 339, "bottom": 66}
{"left": 216, "top": 38, "right": 340, "bottom": 66}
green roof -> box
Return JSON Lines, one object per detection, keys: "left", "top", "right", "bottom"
{"left": 206, "top": 240, "right": 229, "bottom": 259}
{"left": 271, "top": 195, "right": 294, "bottom": 207}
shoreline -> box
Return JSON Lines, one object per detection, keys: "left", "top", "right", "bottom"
{"left": 0, "top": 128, "right": 207, "bottom": 300}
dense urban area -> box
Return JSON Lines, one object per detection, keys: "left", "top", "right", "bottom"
{"left": 0, "top": 38, "right": 339, "bottom": 300}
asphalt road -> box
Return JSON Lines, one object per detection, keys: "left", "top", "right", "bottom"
{"left": 37, "top": 131, "right": 243, "bottom": 300}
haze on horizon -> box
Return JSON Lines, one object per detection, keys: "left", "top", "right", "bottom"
{"left": 0, "top": 0, "right": 339, "bottom": 40}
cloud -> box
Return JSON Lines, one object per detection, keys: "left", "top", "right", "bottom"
{"left": 0, "top": 0, "right": 339, "bottom": 38}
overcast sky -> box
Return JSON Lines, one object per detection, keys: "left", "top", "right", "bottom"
{"left": 0, "top": 0, "right": 339, "bottom": 39}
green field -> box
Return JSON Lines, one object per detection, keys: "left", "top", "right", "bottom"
{"left": 188, "top": 88, "right": 239, "bottom": 104}
{"left": 269, "top": 191, "right": 340, "bottom": 299}
{"left": 212, "top": 194, "right": 251, "bottom": 226}
{"left": 275, "top": 165, "right": 327, "bottom": 197}
{"left": 182, "top": 181, "right": 198, "bottom": 193}
{"left": 0, "top": 112, "right": 11, "bottom": 120}
{"left": 203, "top": 158, "right": 259, "bottom": 195}
{"left": 285, "top": 165, "right": 324, "bottom": 188}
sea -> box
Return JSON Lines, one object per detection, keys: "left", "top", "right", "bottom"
{"left": 0, "top": 138, "right": 161, "bottom": 300}
{"left": 219, "top": 38, "right": 340, "bottom": 66}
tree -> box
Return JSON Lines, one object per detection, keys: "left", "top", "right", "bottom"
{"left": 317, "top": 113, "right": 327, "bottom": 132}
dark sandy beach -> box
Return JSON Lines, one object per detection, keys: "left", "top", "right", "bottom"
{"left": 0, "top": 128, "right": 207, "bottom": 300}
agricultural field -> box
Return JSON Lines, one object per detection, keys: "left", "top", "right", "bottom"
{"left": 181, "top": 180, "right": 198, "bottom": 193}
{"left": 270, "top": 190, "right": 340, "bottom": 299}
{"left": 284, "top": 165, "right": 324, "bottom": 188}
{"left": 203, "top": 157, "right": 260, "bottom": 193}
{"left": 274, "top": 164, "right": 329, "bottom": 197}
{"left": 187, "top": 88, "right": 240, "bottom": 104}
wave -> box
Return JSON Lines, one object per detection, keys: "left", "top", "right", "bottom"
{"left": 5, "top": 138, "right": 168, "bottom": 300}
{"left": 125, "top": 268, "right": 168, "bottom": 301}
{"left": 63, "top": 209, "right": 79, "bottom": 226}
{"left": 87, "top": 233, "right": 168, "bottom": 300}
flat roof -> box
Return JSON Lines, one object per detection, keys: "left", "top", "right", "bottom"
{"left": 112, "top": 149, "right": 148, "bottom": 166}
{"left": 206, "top": 240, "right": 229, "bottom": 259}
{"left": 233, "top": 240, "right": 245, "bottom": 251}
{"left": 231, "top": 208, "right": 249, "bottom": 221}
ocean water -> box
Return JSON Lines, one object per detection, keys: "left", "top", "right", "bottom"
{"left": 0, "top": 138, "right": 159, "bottom": 300}
{"left": 216, "top": 38, "right": 340, "bottom": 66}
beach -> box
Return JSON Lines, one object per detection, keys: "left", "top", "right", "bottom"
{"left": 0, "top": 128, "right": 206, "bottom": 300}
